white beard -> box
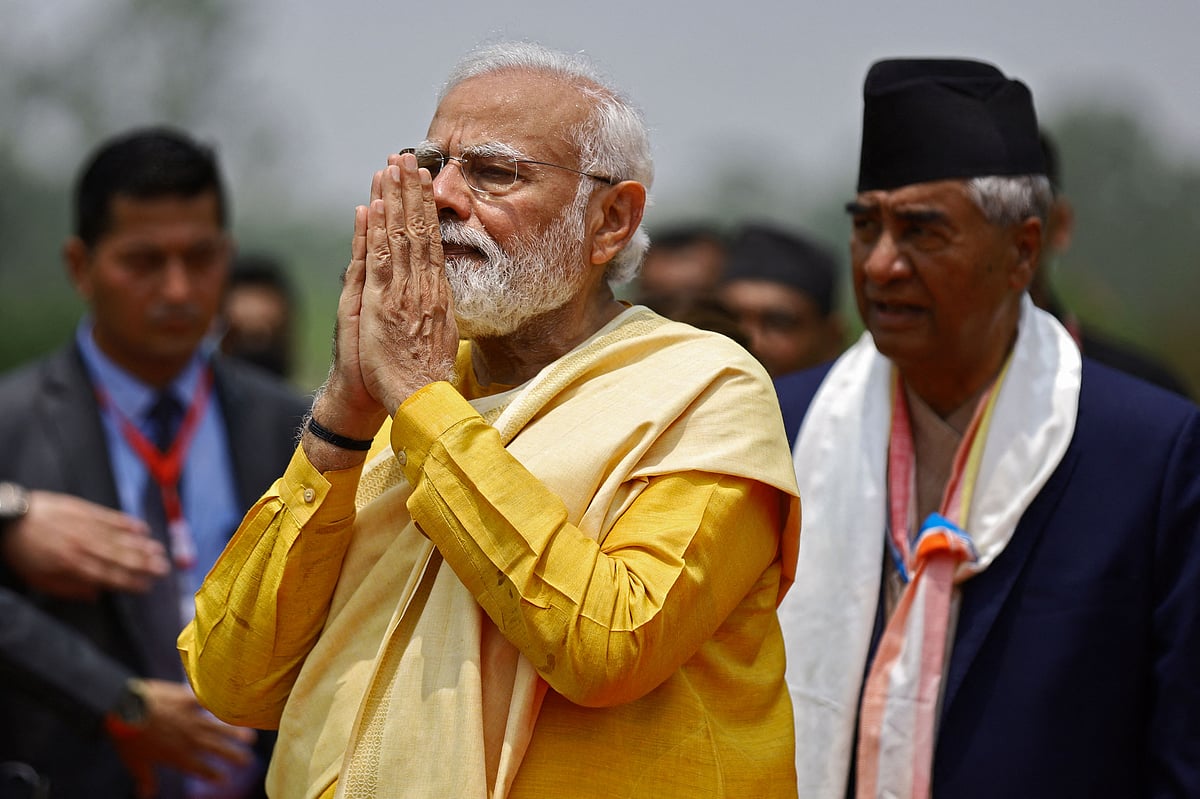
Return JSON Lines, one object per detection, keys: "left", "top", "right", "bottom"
{"left": 441, "top": 189, "right": 589, "bottom": 339}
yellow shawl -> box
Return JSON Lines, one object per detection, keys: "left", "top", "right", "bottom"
{"left": 270, "top": 307, "right": 800, "bottom": 798}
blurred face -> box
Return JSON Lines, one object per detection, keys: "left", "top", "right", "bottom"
{"left": 67, "top": 192, "right": 229, "bottom": 386}
{"left": 639, "top": 239, "right": 726, "bottom": 299}
{"left": 719, "top": 279, "right": 842, "bottom": 377}
{"left": 223, "top": 285, "right": 289, "bottom": 341}
{"left": 426, "top": 71, "right": 601, "bottom": 335}
{"left": 847, "top": 180, "right": 1034, "bottom": 407}
{"left": 221, "top": 284, "right": 291, "bottom": 375}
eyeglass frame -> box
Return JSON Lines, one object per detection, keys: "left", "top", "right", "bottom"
{"left": 398, "top": 144, "right": 618, "bottom": 196}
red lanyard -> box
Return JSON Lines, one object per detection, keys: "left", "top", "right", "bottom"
{"left": 95, "top": 368, "right": 214, "bottom": 570}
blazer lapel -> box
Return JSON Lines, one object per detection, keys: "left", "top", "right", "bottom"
{"left": 941, "top": 443, "right": 1081, "bottom": 714}
{"left": 211, "top": 357, "right": 304, "bottom": 510}
{"left": 211, "top": 358, "right": 258, "bottom": 510}
{"left": 39, "top": 346, "right": 120, "bottom": 507}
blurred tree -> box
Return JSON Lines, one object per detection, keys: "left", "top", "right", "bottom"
{"left": 1047, "top": 108, "right": 1200, "bottom": 394}
{"left": 0, "top": 0, "right": 280, "bottom": 371}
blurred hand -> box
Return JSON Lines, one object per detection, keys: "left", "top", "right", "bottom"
{"left": 110, "top": 680, "right": 256, "bottom": 799}
{"left": 1, "top": 490, "right": 169, "bottom": 600}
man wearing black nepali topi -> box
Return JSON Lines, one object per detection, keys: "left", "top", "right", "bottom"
{"left": 776, "top": 58, "right": 1200, "bottom": 799}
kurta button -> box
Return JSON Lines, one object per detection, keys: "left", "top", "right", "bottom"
{"left": 303, "top": 487, "right": 316, "bottom": 503}
{"left": 396, "top": 450, "right": 408, "bottom": 466}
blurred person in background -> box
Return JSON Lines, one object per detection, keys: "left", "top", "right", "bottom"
{"left": 635, "top": 224, "right": 756, "bottom": 352}
{"left": 1029, "top": 130, "right": 1190, "bottom": 396}
{"left": 718, "top": 223, "right": 845, "bottom": 377}
{"left": 219, "top": 253, "right": 297, "bottom": 381}
{"left": 0, "top": 127, "right": 308, "bottom": 798}
{"left": 634, "top": 222, "right": 727, "bottom": 303}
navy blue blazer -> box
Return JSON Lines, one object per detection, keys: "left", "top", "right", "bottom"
{"left": 775, "top": 359, "right": 1200, "bottom": 798}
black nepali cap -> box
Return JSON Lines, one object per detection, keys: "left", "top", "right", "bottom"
{"left": 857, "top": 58, "right": 1046, "bottom": 192}
{"left": 721, "top": 224, "right": 838, "bottom": 315}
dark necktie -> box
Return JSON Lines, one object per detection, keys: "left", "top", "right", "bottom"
{"left": 149, "top": 397, "right": 258, "bottom": 797}
{"left": 149, "top": 391, "right": 185, "bottom": 451}
{"left": 137, "top": 391, "right": 187, "bottom": 680}
{"left": 147, "top": 393, "right": 242, "bottom": 799}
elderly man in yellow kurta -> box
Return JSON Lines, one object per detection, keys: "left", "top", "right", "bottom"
{"left": 179, "top": 42, "right": 800, "bottom": 799}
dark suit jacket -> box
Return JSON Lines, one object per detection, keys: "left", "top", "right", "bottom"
{"left": 775, "top": 359, "right": 1200, "bottom": 799}
{"left": 1079, "top": 326, "right": 1192, "bottom": 398}
{"left": 0, "top": 344, "right": 308, "bottom": 799}
{"left": 0, "top": 587, "right": 132, "bottom": 719}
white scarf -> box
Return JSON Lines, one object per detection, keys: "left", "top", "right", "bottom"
{"left": 779, "top": 295, "right": 1081, "bottom": 798}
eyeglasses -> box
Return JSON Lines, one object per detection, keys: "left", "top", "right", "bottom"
{"left": 399, "top": 146, "right": 617, "bottom": 196}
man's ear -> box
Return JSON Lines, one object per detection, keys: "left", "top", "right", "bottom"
{"left": 1009, "top": 216, "right": 1042, "bottom": 292}
{"left": 63, "top": 236, "right": 94, "bottom": 300}
{"left": 1046, "top": 197, "right": 1075, "bottom": 255}
{"left": 588, "top": 181, "right": 647, "bottom": 266}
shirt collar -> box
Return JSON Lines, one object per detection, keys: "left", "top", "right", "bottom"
{"left": 75, "top": 318, "right": 213, "bottom": 420}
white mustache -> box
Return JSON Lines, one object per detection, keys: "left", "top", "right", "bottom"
{"left": 440, "top": 222, "right": 501, "bottom": 257}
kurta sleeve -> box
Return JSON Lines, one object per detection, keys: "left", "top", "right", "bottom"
{"left": 179, "top": 444, "right": 365, "bottom": 728}
{"left": 392, "top": 381, "right": 787, "bottom": 707}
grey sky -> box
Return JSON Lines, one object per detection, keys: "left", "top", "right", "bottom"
{"left": 4, "top": 0, "right": 1197, "bottom": 220}
{"left": 237, "top": 0, "right": 1200, "bottom": 216}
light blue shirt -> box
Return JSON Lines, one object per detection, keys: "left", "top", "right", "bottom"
{"left": 75, "top": 321, "right": 242, "bottom": 620}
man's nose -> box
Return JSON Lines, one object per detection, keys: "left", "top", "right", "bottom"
{"left": 860, "top": 230, "right": 908, "bottom": 283}
{"left": 431, "top": 161, "right": 472, "bottom": 222}
{"left": 161, "top": 258, "right": 192, "bottom": 301}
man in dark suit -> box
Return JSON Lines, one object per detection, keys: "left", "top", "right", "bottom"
{"left": 0, "top": 586, "right": 236, "bottom": 799}
{"left": 776, "top": 59, "right": 1200, "bottom": 798}
{"left": 0, "top": 128, "right": 308, "bottom": 798}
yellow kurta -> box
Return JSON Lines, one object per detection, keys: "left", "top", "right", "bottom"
{"left": 181, "top": 308, "right": 800, "bottom": 798}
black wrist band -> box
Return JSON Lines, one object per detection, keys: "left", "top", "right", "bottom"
{"left": 306, "top": 417, "right": 374, "bottom": 451}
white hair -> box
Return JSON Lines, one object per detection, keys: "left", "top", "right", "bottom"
{"left": 442, "top": 41, "right": 654, "bottom": 285}
{"left": 967, "top": 174, "right": 1053, "bottom": 226}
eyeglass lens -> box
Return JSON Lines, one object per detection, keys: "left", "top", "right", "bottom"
{"left": 402, "top": 149, "right": 520, "bottom": 194}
